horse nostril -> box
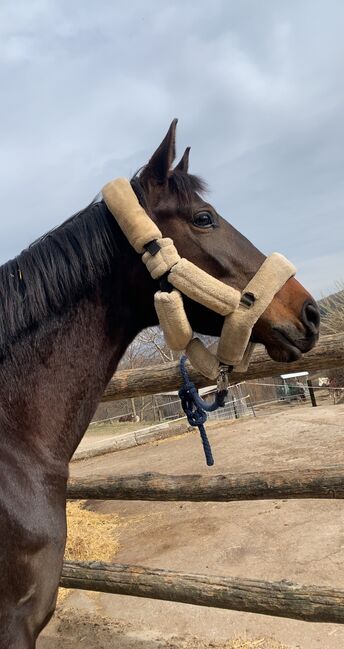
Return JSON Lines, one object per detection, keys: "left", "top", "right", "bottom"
{"left": 302, "top": 299, "right": 320, "bottom": 335}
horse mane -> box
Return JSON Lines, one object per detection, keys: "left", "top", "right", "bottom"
{"left": 0, "top": 200, "right": 118, "bottom": 355}
{"left": 0, "top": 169, "right": 205, "bottom": 356}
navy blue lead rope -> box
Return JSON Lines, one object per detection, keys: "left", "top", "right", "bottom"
{"left": 178, "top": 355, "right": 228, "bottom": 466}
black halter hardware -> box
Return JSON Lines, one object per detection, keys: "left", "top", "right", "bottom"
{"left": 144, "top": 240, "right": 174, "bottom": 294}
{"left": 144, "top": 239, "right": 161, "bottom": 256}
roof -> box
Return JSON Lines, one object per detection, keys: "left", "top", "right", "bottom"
{"left": 280, "top": 371, "right": 309, "bottom": 379}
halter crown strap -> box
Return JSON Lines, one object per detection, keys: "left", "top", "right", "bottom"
{"left": 102, "top": 178, "right": 162, "bottom": 253}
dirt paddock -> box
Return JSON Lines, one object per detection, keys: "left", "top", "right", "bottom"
{"left": 39, "top": 403, "right": 344, "bottom": 649}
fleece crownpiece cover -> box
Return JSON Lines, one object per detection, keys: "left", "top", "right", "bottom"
{"left": 102, "top": 178, "right": 162, "bottom": 253}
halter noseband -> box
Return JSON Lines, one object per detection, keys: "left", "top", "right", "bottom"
{"left": 102, "top": 177, "right": 296, "bottom": 380}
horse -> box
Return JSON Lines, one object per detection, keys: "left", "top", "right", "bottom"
{"left": 0, "top": 119, "right": 320, "bottom": 647}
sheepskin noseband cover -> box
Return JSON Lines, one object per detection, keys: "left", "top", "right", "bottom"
{"left": 186, "top": 252, "right": 296, "bottom": 377}
{"left": 102, "top": 177, "right": 296, "bottom": 377}
{"left": 217, "top": 253, "right": 297, "bottom": 367}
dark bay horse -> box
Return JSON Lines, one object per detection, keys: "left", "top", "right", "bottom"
{"left": 0, "top": 120, "right": 319, "bottom": 647}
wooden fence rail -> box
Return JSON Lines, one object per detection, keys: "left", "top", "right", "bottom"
{"left": 60, "top": 560, "right": 344, "bottom": 624}
{"left": 64, "top": 333, "right": 344, "bottom": 625}
{"left": 101, "top": 333, "right": 344, "bottom": 401}
{"left": 67, "top": 467, "right": 344, "bottom": 502}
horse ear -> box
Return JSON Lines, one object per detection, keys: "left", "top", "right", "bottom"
{"left": 174, "top": 147, "right": 190, "bottom": 173}
{"left": 142, "top": 119, "right": 178, "bottom": 184}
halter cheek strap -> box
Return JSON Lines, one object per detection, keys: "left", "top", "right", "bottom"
{"left": 102, "top": 177, "right": 296, "bottom": 379}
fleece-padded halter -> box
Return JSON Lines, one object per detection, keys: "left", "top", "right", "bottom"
{"left": 102, "top": 178, "right": 296, "bottom": 379}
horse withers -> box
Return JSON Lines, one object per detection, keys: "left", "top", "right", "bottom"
{"left": 0, "top": 120, "right": 319, "bottom": 647}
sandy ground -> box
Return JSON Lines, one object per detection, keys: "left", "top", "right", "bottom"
{"left": 78, "top": 420, "right": 152, "bottom": 452}
{"left": 38, "top": 403, "right": 344, "bottom": 649}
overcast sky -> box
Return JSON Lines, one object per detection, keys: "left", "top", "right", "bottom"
{"left": 1, "top": 0, "right": 343, "bottom": 298}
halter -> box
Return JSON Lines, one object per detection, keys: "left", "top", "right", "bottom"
{"left": 102, "top": 177, "right": 296, "bottom": 381}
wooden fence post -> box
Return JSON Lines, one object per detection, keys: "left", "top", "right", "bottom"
{"left": 307, "top": 379, "right": 317, "bottom": 407}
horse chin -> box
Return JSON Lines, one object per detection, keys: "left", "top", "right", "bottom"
{"left": 264, "top": 328, "right": 305, "bottom": 363}
{"left": 265, "top": 342, "right": 303, "bottom": 363}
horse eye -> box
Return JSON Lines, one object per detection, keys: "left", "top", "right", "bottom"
{"left": 193, "top": 212, "right": 214, "bottom": 228}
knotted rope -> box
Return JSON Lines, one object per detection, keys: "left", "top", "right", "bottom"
{"left": 178, "top": 356, "right": 228, "bottom": 466}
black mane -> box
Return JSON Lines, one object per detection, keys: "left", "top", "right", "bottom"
{"left": 0, "top": 170, "right": 205, "bottom": 355}
{"left": 0, "top": 200, "right": 118, "bottom": 355}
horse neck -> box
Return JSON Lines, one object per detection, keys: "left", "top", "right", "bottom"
{"left": 0, "top": 260, "right": 156, "bottom": 467}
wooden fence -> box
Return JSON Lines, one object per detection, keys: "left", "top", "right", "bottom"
{"left": 67, "top": 467, "right": 344, "bottom": 502}
{"left": 60, "top": 560, "right": 344, "bottom": 624}
{"left": 61, "top": 333, "right": 344, "bottom": 624}
{"left": 102, "top": 332, "right": 343, "bottom": 401}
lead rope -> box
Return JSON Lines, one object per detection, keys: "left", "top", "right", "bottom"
{"left": 178, "top": 355, "right": 229, "bottom": 466}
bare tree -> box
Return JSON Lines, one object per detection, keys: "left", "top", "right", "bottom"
{"left": 118, "top": 327, "right": 178, "bottom": 421}
{"left": 120, "top": 327, "right": 180, "bottom": 368}
{"left": 319, "top": 283, "right": 344, "bottom": 388}
{"left": 320, "top": 282, "right": 344, "bottom": 335}
{"left": 138, "top": 327, "right": 175, "bottom": 362}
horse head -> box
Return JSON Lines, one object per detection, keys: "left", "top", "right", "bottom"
{"left": 134, "top": 119, "right": 319, "bottom": 363}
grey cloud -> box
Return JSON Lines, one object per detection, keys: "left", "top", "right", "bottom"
{"left": 0, "top": 0, "right": 343, "bottom": 298}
